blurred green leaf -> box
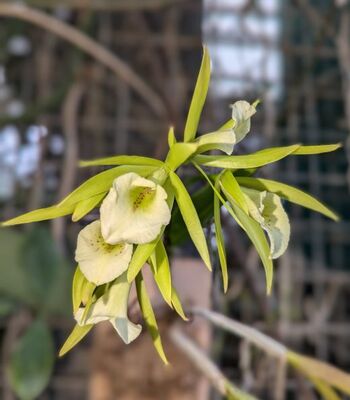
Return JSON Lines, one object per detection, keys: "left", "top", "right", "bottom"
{"left": 288, "top": 351, "right": 350, "bottom": 396}
{"left": 169, "top": 171, "right": 211, "bottom": 271}
{"left": 7, "top": 320, "right": 54, "bottom": 400}
{"left": 59, "top": 323, "right": 93, "bottom": 357}
{"left": 237, "top": 177, "right": 339, "bottom": 221}
{"left": 221, "top": 171, "right": 249, "bottom": 214}
{"left": 0, "top": 297, "right": 17, "bottom": 317}
{"left": 194, "top": 145, "right": 300, "bottom": 169}
{"left": 310, "top": 379, "right": 342, "bottom": 400}
{"left": 136, "top": 272, "right": 168, "bottom": 364}
{"left": 20, "top": 227, "right": 72, "bottom": 315}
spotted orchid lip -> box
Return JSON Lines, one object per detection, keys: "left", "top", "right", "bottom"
{"left": 75, "top": 220, "right": 133, "bottom": 285}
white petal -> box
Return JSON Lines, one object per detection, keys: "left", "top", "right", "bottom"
{"left": 243, "top": 188, "right": 290, "bottom": 259}
{"left": 196, "top": 130, "right": 236, "bottom": 155}
{"left": 75, "top": 272, "right": 142, "bottom": 344}
{"left": 100, "top": 172, "right": 171, "bottom": 245}
{"left": 230, "top": 100, "right": 257, "bottom": 143}
{"left": 75, "top": 220, "right": 133, "bottom": 285}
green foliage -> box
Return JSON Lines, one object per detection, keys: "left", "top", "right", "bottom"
{"left": 2, "top": 46, "right": 341, "bottom": 374}
{"left": 136, "top": 272, "right": 168, "bottom": 364}
{"left": 184, "top": 46, "right": 211, "bottom": 142}
{"left": 169, "top": 171, "right": 212, "bottom": 271}
{"left": 7, "top": 320, "right": 54, "bottom": 400}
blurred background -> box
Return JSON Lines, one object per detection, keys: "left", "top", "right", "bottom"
{"left": 0, "top": 0, "right": 349, "bottom": 399}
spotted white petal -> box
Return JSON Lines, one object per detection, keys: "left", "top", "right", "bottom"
{"left": 230, "top": 100, "right": 257, "bottom": 143}
{"left": 75, "top": 220, "right": 133, "bottom": 285}
{"left": 100, "top": 172, "right": 171, "bottom": 245}
{"left": 75, "top": 272, "right": 142, "bottom": 344}
{"left": 196, "top": 130, "right": 236, "bottom": 155}
{"left": 243, "top": 188, "right": 290, "bottom": 259}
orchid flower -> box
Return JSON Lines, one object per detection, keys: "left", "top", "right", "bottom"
{"left": 100, "top": 172, "right": 171, "bottom": 245}
{"left": 75, "top": 272, "right": 141, "bottom": 344}
{"left": 75, "top": 220, "right": 133, "bottom": 285}
{"left": 242, "top": 188, "right": 290, "bottom": 259}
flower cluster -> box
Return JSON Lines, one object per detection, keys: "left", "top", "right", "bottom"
{"left": 74, "top": 172, "right": 171, "bottom": 344}
{"left": 2, "top": 47, "right": 340, "bottom": 362}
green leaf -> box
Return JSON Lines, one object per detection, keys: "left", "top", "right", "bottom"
{"left": 236, "top": 177, "right": 339, "bottom": 221}
{"left": 292, "top": 143, "right": 341, "bottom": 155}
{"left": 165, "top": 142, "right": 198, "bottom": 171}
{"left": 7, "top": 320, "right": 54, "bottom": 400}
{"left": 214, "top": 177, "right": 228, "bottom": 292}
{"left": 167, "top": 126, "right": 176, "bottom": 148}
{"left": 220, "top": 178, "right": 273, "bottom": 294}
{"left": 220, "top": 171, "right": 249, "bottom": 214}
{"left": 127, "top": 236, "right": 161, "bottom": 283}
{"left": 219, "top": 119, "right": 234, "bottom": 131}
{"left": 72, "top": 193, "right": 105, "bottom": 222}
{"left": 79, "top": 155, "right": 163, "bottom": 167}
{"left": 171, "top": 286, "right": 188, "bottom": 321}
{"left": 193, "top": 144, "right": 300, "bottom": 169}
{"left": 167, "top": 183, "right": 214, "bottom": 247}
{"left": 60, "top": 165, "right": 158, "bottom": 207}
{"left": 184, "top": 46, "right": 211, "bottom": 142}
{"left": 72, "top": 266, "right": 96, "bottom": 313}
{"left": 2, "top": 203, "right": 74, "bottom": 226}
{"left": 59, "top": 324, "right": 93, "bottom": 357}
{"left": 135, "top": 272, "right": 168, "bottom": 364}
{"left": 150, "top": 240, "right": 172, "bottom": 306}
{"left": 169, "top": 171, "right": 212, "bottom": 271}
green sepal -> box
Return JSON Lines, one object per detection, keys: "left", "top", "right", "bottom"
{"left": 165, "top": 142, "right": 198, "bottom": 171}
{"left": 135, "top": 272, "right": 168, "bottom": 364}
{"left": 292, "top": 143, "right": 341, "bottom": 155}
{"left": 72, "top": 193, "right": 105, "bottom": 222}
{"left": 220, "top": 176, "right": 273, "bottom": 294}
{"left": 193, "top": 144, "right": 300, "bottom": 169}
{"left": 149, "top": 240, "right": 172, "bottom": 306}
{"left": 169, "top": 171, "right": 212, "bottom": 271}
{"left": 167, "top": 126, "right": 176, "bottom": 148}
{"left": 59, "top": 324, "right": 93, "bottom": 357}
{"left": 214, "top": 176, "right": 228, "bottom": 292}
{"left": 184, "top": 46, "right": 211, "bottom": 142}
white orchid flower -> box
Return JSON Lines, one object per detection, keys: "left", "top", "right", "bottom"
{"left": 243, "top": 188, "right": 290, "bottom": 259}
{"left": 100, "top": 172, "right": 171, "bottom": 245}
{"left": 230, "top": 100, "right": 257, "bottom": 143}
{"left": 75, "top": 220, "right": 133, "bottom": 285}
{"left": 75, "top": 272, "right": 141, "bottom": 344}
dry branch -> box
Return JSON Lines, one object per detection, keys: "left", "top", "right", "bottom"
{"left": 0, "top": 3, "right": 167, "bottom": 117}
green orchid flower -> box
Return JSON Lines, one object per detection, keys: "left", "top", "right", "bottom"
{"left": 242, "top": 188, "right": 290, "bottom": 259}
{"left": 100, "top": 172, "right": 171, "bottom": 245}
{"left": 75, "top": 220, "right": 133, "bottom": 285}
{"left": 75, "top": 272, "right": 141, "bottom": 344}
{"left": 230, "top": 100, "right": 257, "bottom": 143}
